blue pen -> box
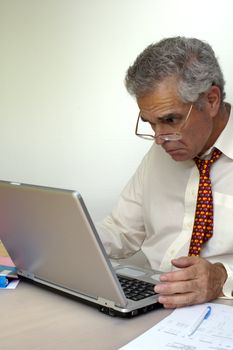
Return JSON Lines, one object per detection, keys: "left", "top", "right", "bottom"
{"left": 0, "top": 276, "right": 9, "bottom": 288}
{"left": 188, "top": 306, "right": 212, "bottom": 336}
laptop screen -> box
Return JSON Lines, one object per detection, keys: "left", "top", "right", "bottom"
{"left": 0, "top": 181, "right": 126, "bottom": 306}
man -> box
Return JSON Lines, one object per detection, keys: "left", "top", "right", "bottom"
{"left": 98, "top": 37, "right": 233, "bottom": 308}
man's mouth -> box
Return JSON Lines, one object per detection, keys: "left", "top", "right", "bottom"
{"left": 164, "top": 148, "right": 181, "bottom": 154}
{"left": 164, "top": 147, "right": 187, "bottom": 157}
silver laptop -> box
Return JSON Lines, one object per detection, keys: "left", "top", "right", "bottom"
{"left": 0, "top": 180, "right": 160, "bottom": 317}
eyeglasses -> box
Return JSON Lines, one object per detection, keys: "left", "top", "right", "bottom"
{"left": 135, "top": 104, "right": 193, "bottom": 141}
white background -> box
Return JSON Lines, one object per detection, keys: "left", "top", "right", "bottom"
{"left": 1, "top": 0, "right": 233, "bottom": 221}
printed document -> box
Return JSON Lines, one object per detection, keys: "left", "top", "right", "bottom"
{"left": 120, "top": 302, "right": 233, "bottom": 350}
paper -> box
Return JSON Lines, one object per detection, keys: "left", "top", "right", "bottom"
{"left": 120, "top": 302, "right": 233, "bottom": 350}
{"left": 0, "top": 240, "right": 17, "bottom": 275}
{"left": 0, "top": 240, "right": 19, "bottom": 289}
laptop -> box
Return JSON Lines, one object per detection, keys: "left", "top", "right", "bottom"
{"left": 0, "top": 180, "right": 161, "bottom": 317}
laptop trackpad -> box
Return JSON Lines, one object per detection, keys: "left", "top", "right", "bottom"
{"left": 116, "top": 267, "right": 146, "bottom": 277}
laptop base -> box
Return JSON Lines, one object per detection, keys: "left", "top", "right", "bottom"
{"left": 99, "top": 302, "right": 163, "bottom": 318}
{"left": 20, "top": 275, "right": 162, "bottom": 318}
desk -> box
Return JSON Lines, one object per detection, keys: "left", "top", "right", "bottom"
{"left": 0, "top": 280, "right": 171, "bottom": 350}
{"left": 1, "top": 281, "right": 233, "bottom": 350}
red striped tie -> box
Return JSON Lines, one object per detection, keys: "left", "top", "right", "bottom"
{"left": 188, "top": 148, "right": 222, "bottom": 256}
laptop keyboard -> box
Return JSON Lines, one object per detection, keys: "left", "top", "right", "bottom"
{"left": 118, "top": 275, "right": 156, "bottom": 301}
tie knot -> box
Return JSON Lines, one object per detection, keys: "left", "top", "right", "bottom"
{"left": 194, "top": 148, "right": 222, "bottom": 174}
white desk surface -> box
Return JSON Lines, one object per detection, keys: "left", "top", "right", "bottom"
{"left": 0, "top": 280, "right": 170, "bottom": 350}
{"left": 1, "top": 281, "right": 233, "bottom": 350}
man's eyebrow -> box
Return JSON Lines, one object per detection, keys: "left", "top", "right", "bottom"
{"left": 140, "top": 112, "right": 182, "bottom": 122}
{"left": 157, "top": 112, "right": 182, "bottom": 120}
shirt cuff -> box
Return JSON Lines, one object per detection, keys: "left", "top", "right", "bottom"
{"left": 221, "top": 263, "right": 233, "bottom": 298}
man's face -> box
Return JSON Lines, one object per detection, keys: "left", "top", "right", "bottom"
{"left": 137, "top": 78, "right": 215, "bottom": 161}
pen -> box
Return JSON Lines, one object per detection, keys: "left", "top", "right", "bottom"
{"left": 187, "top": 306, "right": 212, "bottom": 336}
{"left": 0, "top": 275, "right": 9, "bottom": 288}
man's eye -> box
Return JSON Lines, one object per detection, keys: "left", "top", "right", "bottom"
{"left": 162, "top": 116, "right": 180, "bottom": 124}
{"left": 164, "top": 117, "right": 175, "bottom": 123}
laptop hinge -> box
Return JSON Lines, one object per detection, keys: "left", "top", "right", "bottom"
{"left": 97, "top": 297, "right": 116, "bottom": 308}
{"left": 18, "top": 269, "right": 35, "bottom": 279}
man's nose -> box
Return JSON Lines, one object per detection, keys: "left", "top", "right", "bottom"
{"left": 153, "top": 125, "right": 167, "bottom": 145}
{"left": 155, "top": 135, "right": 166, "bottom": 145}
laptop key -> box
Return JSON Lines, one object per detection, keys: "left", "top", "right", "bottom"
{"left": 118, "top": 275, "right": 157, "bottom": 301}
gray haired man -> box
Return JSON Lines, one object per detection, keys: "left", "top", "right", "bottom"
{"left": 99, "top": 37, "right": 233, "bottom": 308}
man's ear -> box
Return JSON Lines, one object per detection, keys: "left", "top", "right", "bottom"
{"left": 206, "top": 85, "right": 221, "bottom": 117}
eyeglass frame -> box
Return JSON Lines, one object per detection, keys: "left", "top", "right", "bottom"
{"left": 135, "top": 103, "right": 193, "bottom": 141}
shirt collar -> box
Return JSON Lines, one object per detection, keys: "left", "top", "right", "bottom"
{"left": 201, "top": 103, "right": 233, "bottom": 160}
{"left": 214, "top": 103, "right": 233, "bottom": 160}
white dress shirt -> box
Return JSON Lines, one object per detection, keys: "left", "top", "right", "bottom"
{"left": 98, "top": 104, "right": 233, "bottom": 298}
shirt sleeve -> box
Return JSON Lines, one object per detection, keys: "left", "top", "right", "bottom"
{"left": 97, "top": 153, "right": 149, "bottom": 259}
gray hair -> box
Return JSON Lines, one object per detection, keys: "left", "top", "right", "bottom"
{"left": 125, "top": 37, "right": 225, "bottom": 104}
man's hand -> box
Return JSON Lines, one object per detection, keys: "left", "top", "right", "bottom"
{"left": 154, "top": 256, "right": 227, "bottom": 308}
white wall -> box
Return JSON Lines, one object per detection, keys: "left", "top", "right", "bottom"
{"left": 1, "top": 0, "right": 233, "bottom": 221}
